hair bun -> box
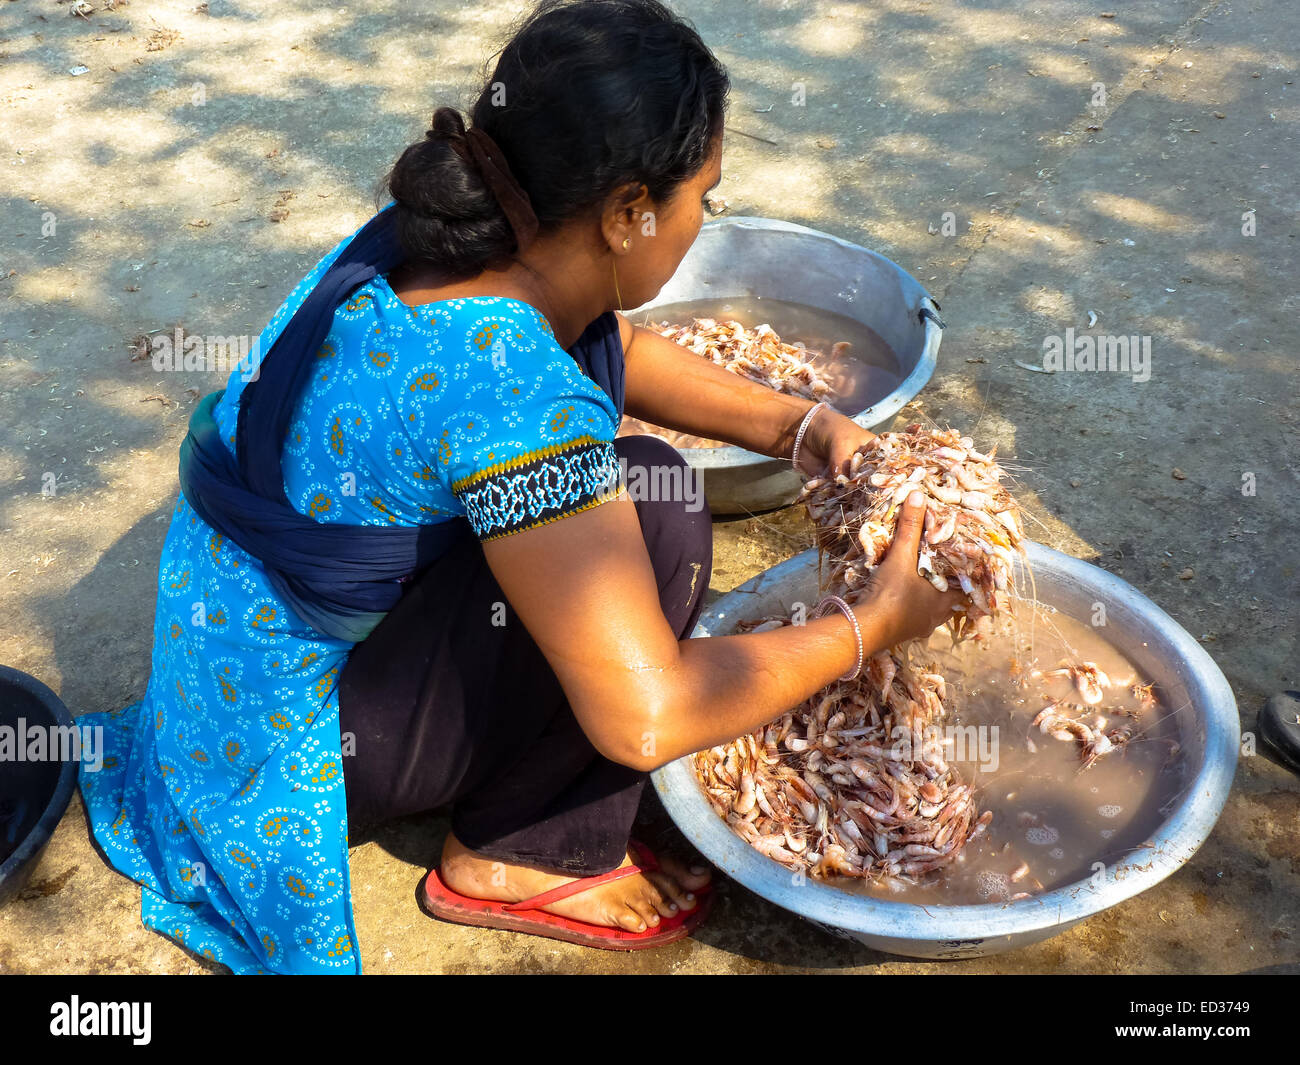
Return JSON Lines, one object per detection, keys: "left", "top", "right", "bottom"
{"left": 426, "top": 106, "right": 467, "bottom": 141}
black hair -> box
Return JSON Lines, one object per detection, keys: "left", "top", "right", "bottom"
{"left": 384, "top": 0, "right": 729, "bottom": 279}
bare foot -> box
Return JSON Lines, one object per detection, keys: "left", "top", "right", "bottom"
{"left": 439, "top": 832, "right": 712, "bottom": 934}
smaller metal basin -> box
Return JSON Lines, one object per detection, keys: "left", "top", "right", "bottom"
{"left": 626, "top": 216, "right": 943, "bottom": 515}
{"left": 652, "top": 544, "right": 1240, "bottom": 959}
{"left": 0, "top": 666, "right": 79, "bottom": 906}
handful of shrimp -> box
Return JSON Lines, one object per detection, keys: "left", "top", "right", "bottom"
{"left": 801, "top": 423, "right": 1025, "bottom": 640}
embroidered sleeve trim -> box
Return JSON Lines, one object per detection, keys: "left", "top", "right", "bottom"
{"left": 450, "top": 434, "right": 610, "bottom": 494}
{"left": 457, "top": 439, "right": 626, "bottom": 541}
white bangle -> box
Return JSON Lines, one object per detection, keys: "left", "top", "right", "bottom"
{"left": 790, "top": 401, "right": 827, "bottom": 473}
{"left": 816, "top": 594, "right": 863, "bottom": 682}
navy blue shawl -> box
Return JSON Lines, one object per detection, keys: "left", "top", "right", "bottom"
{"left": 178, "top": 207, "right": 625, "bottom": 643}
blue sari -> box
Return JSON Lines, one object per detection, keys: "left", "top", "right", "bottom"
{"left": 77, "top": 209, "right": 626, "bottom": 973}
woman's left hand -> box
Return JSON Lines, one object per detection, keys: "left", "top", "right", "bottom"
{"left": 795, "top": 405, "right": 877, "bottom": 478}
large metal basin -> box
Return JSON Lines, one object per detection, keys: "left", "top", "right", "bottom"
{"left": 0, "top": 666, "right": 79, "bottom": 906}
{"left": 652, "top": 544, "right": 1240, "bottom": 959}
{"left": 626, "top": 216, "right": 943, "bottom": 515}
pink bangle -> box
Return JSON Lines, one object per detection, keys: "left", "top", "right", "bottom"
{"left": 816, "top": 594, "right": 863, "bottom": 682}
{"left": 790, "top": 401, "right": 827, "bottom": 473}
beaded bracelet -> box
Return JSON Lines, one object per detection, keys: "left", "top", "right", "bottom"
{"left": 815, "top": 594, "right": 863, "bottom": 682}
{"left": 790, "top": 401, "right": 827, "bottom": 473}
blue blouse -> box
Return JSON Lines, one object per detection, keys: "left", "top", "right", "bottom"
{"left": 77, "top": 222, "right": 623, "bottom": 973}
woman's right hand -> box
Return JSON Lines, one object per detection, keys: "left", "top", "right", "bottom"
{"left": 852, "top": 490, "right": 965, "bottom": 649}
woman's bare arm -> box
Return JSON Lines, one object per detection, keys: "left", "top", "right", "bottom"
{"left": 617, "top": 312, "right": 816, "bottom": 460}
{"left": 481, "top": 489, "right": 958, "bottom": 772}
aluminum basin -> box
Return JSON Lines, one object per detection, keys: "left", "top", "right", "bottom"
{"left": 652, "top": 544, "right": 1239, "bottom": 959}
{"left": 626, "top": 216, "right": 942, "bottom": 515}
{"left": 0, "top": 666, "right": 79, "bottom": 906}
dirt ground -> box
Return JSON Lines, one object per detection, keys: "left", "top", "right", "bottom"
{"left": 0, "top": 0, "right": 1296, "bottom": 974}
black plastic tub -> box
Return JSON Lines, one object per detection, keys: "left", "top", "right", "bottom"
{"left": 0, "top": 665, "right": 79, "bottom": 905}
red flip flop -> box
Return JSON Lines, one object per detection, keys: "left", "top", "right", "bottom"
{"left": 419, "top": 839, "right": 714, "bottom": 951}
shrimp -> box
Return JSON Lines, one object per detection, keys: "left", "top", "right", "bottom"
{"left": 1045, "top": 662, "right": 1111, "bottom": 705}
{"left": 695, "top": 424, "right": 1035, "bottom": 881}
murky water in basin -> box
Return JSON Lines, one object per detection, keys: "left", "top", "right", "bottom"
{"left": 841, "top": 603, "right": 1188, "bottom": 905}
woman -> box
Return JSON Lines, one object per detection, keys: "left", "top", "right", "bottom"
{"left": 78, "top": 0, "right": 960, "bottom": 973}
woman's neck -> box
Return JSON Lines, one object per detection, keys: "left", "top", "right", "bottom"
{"left": 387, "top": 231, "right": 613, "bottom": 349}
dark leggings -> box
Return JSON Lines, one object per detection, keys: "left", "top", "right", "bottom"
{"left": 337, "top": 435, "right": 712, "bottom": 877}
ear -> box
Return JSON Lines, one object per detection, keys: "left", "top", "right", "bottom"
{"left": 600, "top": 180, "right": 651, "bottom": 251}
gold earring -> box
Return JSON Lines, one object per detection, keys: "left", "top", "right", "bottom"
{"left": 622, "top": 238, "right": 631, "bottom": 250}
{"left": 612, "top": 258, "right": 623, "bottom": 311}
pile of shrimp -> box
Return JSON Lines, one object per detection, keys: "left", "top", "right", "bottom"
{"left": 694, "top": 425, "right": 1031, "bottom": 882}
{"left": 694, "top": 658, "right": 991, "bottom": 880}
{"left": 652, "top": 317, "right": 841, "bottom": 401}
